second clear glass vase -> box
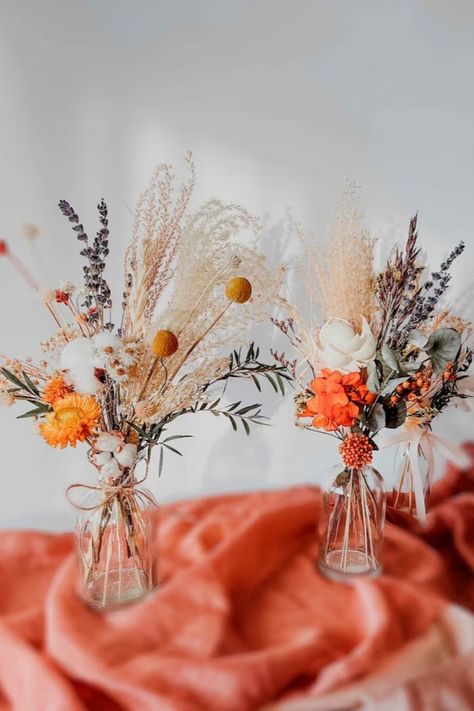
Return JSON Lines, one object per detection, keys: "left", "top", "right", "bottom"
{"left": 390, "top": 443, "right": 430, "bottom": 521}
{"left": 318, "top": 465, "right": 386, "bottom": 582}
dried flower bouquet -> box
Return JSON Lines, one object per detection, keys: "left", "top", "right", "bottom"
{"left": 0, "top": 155, "right": 290, "bottom": 607}
{"left": 273, "top": 186, "right": 472, "bottom": 578}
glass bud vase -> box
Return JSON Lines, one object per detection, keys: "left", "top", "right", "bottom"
{"left": 75, "top": 468, "right": 159, "bottom": 610}
{"left": 318, "top": 465, "right": 386, "bottom": 582}
{"left": 390, "top": 443, "right": 430, "bottom": 522}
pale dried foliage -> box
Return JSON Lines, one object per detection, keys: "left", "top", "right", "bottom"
{"left": 122, "top": 152, "right": 196, "bottom": 340}
{"left": 426, "top": 310, "right": 472, "bottom": 337}
{"left": 300, "top": 183, "right": 376, "bottom": 328}
{"left": 120, "top": 186, "right": 280, "bottom": 423}
{"left": 275, "top": 295, "right": 323, "bottom": 381}
{"left": 273, "top": 185, "right": 376, "bottom": 381}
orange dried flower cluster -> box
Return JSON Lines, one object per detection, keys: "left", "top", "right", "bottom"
{"left": 42, "top": 375, "right": 73, "bottom": 405}
{"left": 39, "top": 394, "right": 101, "bottom": 448}
{"left": 389, "top": 367, "right": 431, "bottom": 407}
{"left": 339, "top": 433, "right": 373, "bottom": 470}
{"left": 299, "top": 368, "right": 375, "bottom": 431}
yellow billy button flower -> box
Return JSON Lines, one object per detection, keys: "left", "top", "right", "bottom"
{"left": 225, "top": 276, "right": 252, "bottom": 304}
{"left": 152, "top": 330, "right": 179, "bottom": 358}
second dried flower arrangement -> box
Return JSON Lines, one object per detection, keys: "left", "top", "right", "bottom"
{"left": 0, "top": 154, "right": 290, "bottom": 607}
{"left": 273, "top": 186, "right": 472, "bottom": 579}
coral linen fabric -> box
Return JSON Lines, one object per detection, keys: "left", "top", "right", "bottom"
{"left": 0, "top": 450, "right": 473, "bottom": 711}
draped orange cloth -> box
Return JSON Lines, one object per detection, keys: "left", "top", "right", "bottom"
{"left": 0, "top": 448, "right": 473, "bottom": 711}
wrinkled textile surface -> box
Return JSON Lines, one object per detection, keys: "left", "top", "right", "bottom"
{"left": 0, "top": 450, "right": 473, "bottom": 711}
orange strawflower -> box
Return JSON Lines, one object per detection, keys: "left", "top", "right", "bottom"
{"left": 39, "top": 393, "right": 101, "bottom": 448}
{"left": 339, "top": 433, "right": 373, "bottom": 470}
{"left": 42, "top": 375, "right": 73, "bottom": 405}
{"left": 299, "top": 368, "right": 375, "bottom": 432}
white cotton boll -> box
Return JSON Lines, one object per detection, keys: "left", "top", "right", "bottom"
{"left": 115, "top": 443, "right": 137, "bottom": 468}
{"left": 60, "top": 338, "right": 94, "bottom": 369}
{"left": 95, "top": 433, "right": 123, "bottom": 453}
{"left": 100, "top": 458, "right": 121, "bottom": 478}
{"left": 91, "top": 451, "right": 112, "bottom": 467}
{"left": 69, "top": 365, "right": 100, "bottom": 395}
{"left": 93, "top": 332, "right": 122, "bottom": 350}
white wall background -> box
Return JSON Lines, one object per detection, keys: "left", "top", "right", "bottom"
{"left": 1, "top": 0, "right": 473, "bottom": 529}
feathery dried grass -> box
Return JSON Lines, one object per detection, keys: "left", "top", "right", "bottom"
{"left": 122, "top": 153, "right": 196, "bottom": 339}
{"left": 301, "top": 183, "right": 376, "bottom": 328}
{"left": 120, "top": 197, "right": 281, "bottom": 422}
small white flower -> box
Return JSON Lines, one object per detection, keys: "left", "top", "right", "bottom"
{"left": 0, "top": 391, "right": 15, "bottom": 407}
{"left": 317, "top": 317, "right": 376, "bottom": 372}
{"left": 59, "top": 280, "right": 76, "bottom": 295}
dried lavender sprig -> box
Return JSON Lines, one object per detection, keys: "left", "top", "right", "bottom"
{"left": 389, "top": 240, "right": 465, "bottom": 349}
{"left": 58, "top": 199, "right": 114, "bottom": 329}
{"left": 377, "top": 215, "right": 423, "bottom": 348}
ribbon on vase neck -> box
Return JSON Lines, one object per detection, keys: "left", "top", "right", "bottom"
{"left": 379, "top": 425, "right": 470, "bottom": 524}
{"left": 66, "top": 474, "right": 157, "bottom": 513}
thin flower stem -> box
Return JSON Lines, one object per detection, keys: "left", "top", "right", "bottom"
{"left": 176, "top": 261, "right": 232, "bottom": 338}
{"left": 167, "top": 302, "right": 232, "bottom": 387}
{"left": 303, "top": 426, "right": 343, "bottom": 441}
{"left": 341, "top": 472, "right": 353, "bottom": 571}
{"left": 7, "top": 253, "right": 39, "bottom": 290}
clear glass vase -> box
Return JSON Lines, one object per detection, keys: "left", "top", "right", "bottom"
{"left": 390, "top": 443, "right": 430, "bottom": 521}
{"left": 318, "top": 465, "right": 386, "bottom": 582}
{"left": 75, "top": 468, "right": 158, "bottom": 610}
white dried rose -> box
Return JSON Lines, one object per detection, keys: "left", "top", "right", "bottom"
{"left": 317, "top": 317, "right": 376, "bottom": 372}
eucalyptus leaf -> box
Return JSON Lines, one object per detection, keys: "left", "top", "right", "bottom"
{"left": 381, "top": 345, "right": 400, "bottom": 373}
{"left": 22, "top": 371, "right": 40, "bottom": 396}
{"left": 383, "top": 399, "right": 407, "bottom": 429}
{"left": 17, "top": 405, "right": 51, "bottom": 419}
{"left": 425, "top": 328, "right": 461, "bottom": 374}
{"left": 158, "top": 446, "right": 164, "bottom": 477}
{"left": 1, "top": 368, "right": 26, "bottom": 390}
{"left": 398, "top": 360, "right": 422, "bottom": 375}
{"left": 407, "top": 330, "right": 429, "bottom": 348}
{"left": 362, "top": 403, "right": 386, "bottom": 433}
{"left": 366, "top": 360, "right": 380, "bottom": 393}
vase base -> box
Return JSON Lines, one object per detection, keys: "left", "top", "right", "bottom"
{"left": 81, "top": 568, "right": 156, "bottom": 610}
{"left": 318, "top": 549, "right": 382, "bottom": 583}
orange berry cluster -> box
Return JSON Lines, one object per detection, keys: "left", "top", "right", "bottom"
{"left": 388, "top": 367, "right": 431, "bottom": 407}
{"left": 339, "top": 433, "right": 373, "bottom": 470}
{"left": 442, "top": 362, "right": 456, "bottom": 382}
